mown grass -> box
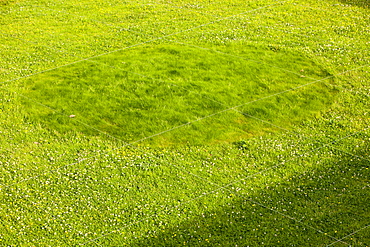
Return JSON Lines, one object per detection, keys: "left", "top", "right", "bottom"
{"left": 11, "top": 43, "right": 336, "bottom": 145}
{"left": 0, "top": 0, "right": 369, "bottom": 246}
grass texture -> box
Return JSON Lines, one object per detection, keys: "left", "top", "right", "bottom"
{"left": 0, "top": 0, "right": 369, "bottom": 246}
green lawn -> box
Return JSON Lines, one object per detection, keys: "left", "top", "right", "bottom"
{"left": 0, "top": 0, "right": 369, "bottom": 246}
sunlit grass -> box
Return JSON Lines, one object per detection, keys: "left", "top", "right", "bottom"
{"left": 0, "top": 0, "right": 369, "bottom": 246}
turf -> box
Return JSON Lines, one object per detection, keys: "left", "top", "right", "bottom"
{"left": 0, "top": 0, "right": 369, "bottom": 246}
{"left": 12, "top": 44, "right": 336, "bottom": 145}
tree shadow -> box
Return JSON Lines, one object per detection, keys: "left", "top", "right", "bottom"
{"left": 131, "top": 145, "right": 370, "bottom": 246}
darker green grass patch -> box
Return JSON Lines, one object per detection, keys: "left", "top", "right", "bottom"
{"left": 15, "top": 44, "right": 336, "bottom": 146}
{"left": 0, "top": 0, "right": 13, "bottom": 5}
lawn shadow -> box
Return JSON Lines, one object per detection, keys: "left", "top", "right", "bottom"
{"left": 337, "top": 0, "right": 369, "bottom": 8}
{"left": 130, "top": 146, "right": 370, "bottom": 246}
